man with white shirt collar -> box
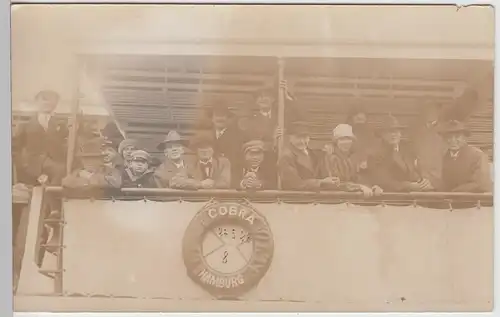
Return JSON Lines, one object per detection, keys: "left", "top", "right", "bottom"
{"left": 184, "top": 132, "right": 231, "bottom": 189}
{"left": 13, "top": 90, "right": 69, "bottom": 257}
{"left": 208, "top": 103, "right": 243, "bottom": 181}
{"left": 438, "top": 120, "right": 491, "bottom": 193}
{"left": 368, "top": 114, "right": 432, "bottom": 192}
{"left": 278, "top": 122, "right": 339, "bottom": 191}
{"left": 13, "top": 90, "right": 67, "bottom": 186}
{"left": 249, "top": 80, "right": 300, "bottom": 151}
{"left": 154, "top": 130, "right": 191, "bottom": 188}
{"left": 411, "top": 102, "right": 448, "bottom": 190}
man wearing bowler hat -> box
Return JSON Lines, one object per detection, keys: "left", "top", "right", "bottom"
{"left": 438, "top": 120, "right": 491, "bottom": 192}
{"left": 122, "top": 150, "right": 157, "bottom": 188}
{"left": 367, "top": 114, "right": 432, "bottom": 192}
{"left": 154, "top": 130, "right": 191, "bottom": 188}
{"left": 183, "top": 132, "right": 231, "bottom": 189}
{"left": 278, "top": 121, "right": 339, "bottom": 191}
{"left": 234, "top": 138, "right": 277, "bottom": 190}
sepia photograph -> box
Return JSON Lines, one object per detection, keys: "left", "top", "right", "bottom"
{"left": 11, "top": 3, "right": 494, "bottom": 313}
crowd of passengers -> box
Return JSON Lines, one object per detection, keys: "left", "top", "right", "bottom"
{"left": 13, "top": 87, "right": 493, "bottom": 200}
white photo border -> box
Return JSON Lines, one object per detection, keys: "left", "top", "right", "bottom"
{"left": 5, "top": 0, "right": 498, "bottom": 316}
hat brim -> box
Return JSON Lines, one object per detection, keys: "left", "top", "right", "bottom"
{"left": 376, "top": 125, "right": 405, "bottom": 136}
{"left": 132, "top": 157, "right": 150, "bottom": 162}
{"left": 438, "top": 128, "right": 471, "bottom": 137}
{"left": 245, "top": 147, "right": 265, "bottom": 153}
{"left": 333, "top": 135, "right": 357, "bottom": 141}
{"left": 157, "top": 140, "right": 186, "bottom": 151}
{"left": 190, "top": 141, "right": 213, "bottom": 150}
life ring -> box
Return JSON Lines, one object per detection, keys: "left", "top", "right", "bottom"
{"left": 182, "top": 201, "right": 274, "bottom": 299}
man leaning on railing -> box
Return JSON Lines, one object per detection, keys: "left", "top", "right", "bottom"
{"left": 319, "top": 124, "right": 383, "bottom": 198}
{"left": 366, "top": 114, "right": 433, "bottom": 192}
{"left": 234, "top": 138, "right": 277, "bottom": 190}
{"left": 438, "top": 120, "right": 492, "bottom": 193}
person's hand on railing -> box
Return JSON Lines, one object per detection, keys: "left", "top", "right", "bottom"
{"left": 359, "top": 185, "right": 374, "bottom": 198}
{"left": 78, "top": 170, "right": 93, "bottom": 180}
{"left": 200, "top": 179, "right": 215, "bottom": 189}
{"left": 371, "top": 185, "right": 384, "bottom": 196}
{"left": 320, "top": 176, "right": 340, "bottom": 187}
{"left": 417, "top": 178, "right": 434, "bottom": 191}
{"left": 37, "top": 174, "right": 48, "bottom": 185}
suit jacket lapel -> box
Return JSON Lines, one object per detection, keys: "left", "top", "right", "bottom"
{"left": 392, "top": 151, "right": 409, "bottom": 172}
{"left": 293, "top": 147, "right": 314, "bottom": 174}
{"left": 28, "top": 116, "right": 45, "bottom": 134}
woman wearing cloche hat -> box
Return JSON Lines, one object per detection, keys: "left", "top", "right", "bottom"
{"left": 319, "top": 124, "right": 383, "bottom": 198}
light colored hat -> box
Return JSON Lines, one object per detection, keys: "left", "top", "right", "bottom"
{"left": 242, "top": 140, "right": 265, "bottom": 154}
{"left": 332, "top": 124, "right": 356, "bottom": 141}
{"left": 131, "top": 150, "right": 151, "bottom": 162}
{"left": 118, "top": 139, "right": 138, "bottom": 155}
{"left": 157, "top": 130, "right": 185, "bottom": 150}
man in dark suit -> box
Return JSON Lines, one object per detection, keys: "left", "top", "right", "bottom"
{"left": 410, "top": 102, "right": 448, "bottom": 190}
{"left": 278, "top": 122, "right": 339, "bottom": 191}
{"left": 12, "top": 90, "right": 68, "bottom": 186}
{"left": 367, "top": 114, "right": 433, "bottom": 192}
{"left": 206, "top": 103, "right": 244, "bottom": 180}
{"left": 174, "top": 133, "right": 231, "bottom": 190}
{"left": 12, "top": 90, "right": 68, "bottom": 255}
{"left": 233, "top": 139, "right": 277, "bottom": 190}
{"left": 438, "top": 120, "right": 492, "bottom": 193}
{"left": 249, "top": 80, "right": 301, "bottom": 150}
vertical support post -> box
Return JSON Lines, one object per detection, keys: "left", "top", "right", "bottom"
{"left": 66, "top": 57, "right": 82, "bottom": 176}
{"left": 277, "top": 58, "right": 286, "bottom": 190}
{"left": 54, "top": 55, "right": 82, "bottom": 295}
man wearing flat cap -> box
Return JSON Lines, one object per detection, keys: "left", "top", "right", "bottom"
{"left": 438, "top": 120, "right": 491, "bottom": 192}
{"left": 278, "top": 122, "right": 339, "bottom": 191}
{"left": 234, "top": 138, "right": 277, "bottom": 190}
{"left": 180, "top": 132, "right": 231, "bottom": 189}
{"left": 122, "top": 150, "right": 157, "bottom": 188}
{"left": 367, "top": 114, "right": 432, "bottom": 192}
{"left": 55, "top": 138, "right": 122, "bottom": 254}
{"left": 62, "top": 138, "right": 122, "bottom": 190}
{"left": 118, "top": 138, "right": 138, "bottom": 169}
{"left": 154, "top": 130, "right": 191, "bottom": 188}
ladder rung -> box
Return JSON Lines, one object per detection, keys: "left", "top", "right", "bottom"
{"left": 43, "top": 219, "right": 65, "bottom": 225}
{"left": 40, "top": 244, "right": 65, "bottom": 250}
{"left": 38, "top": 269, "right": 62, "bottom": 279}
{"left": 39, "top": 269, "right": 62, "bottom": 273}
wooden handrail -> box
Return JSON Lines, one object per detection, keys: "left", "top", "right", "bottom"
{"left": 43, "top": 186, "right": 493, "bottom": 202}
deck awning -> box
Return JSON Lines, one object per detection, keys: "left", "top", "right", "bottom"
{"left": 83, "top": 54, "right": 493, "bottom": 155}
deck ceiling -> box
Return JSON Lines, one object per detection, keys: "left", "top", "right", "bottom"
{"left": 84, "top": 55, "right": 493, "bottom": 154}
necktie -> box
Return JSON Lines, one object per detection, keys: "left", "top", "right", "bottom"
{"left": 201, "top": 162, "right": 212, "bottom": 179}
